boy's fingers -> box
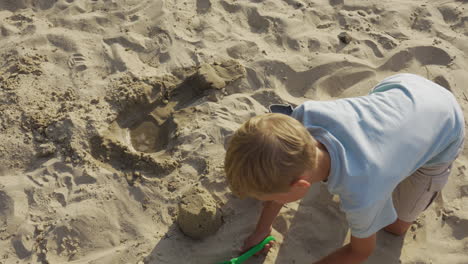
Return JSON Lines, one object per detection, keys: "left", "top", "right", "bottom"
{"left": 257, "top": 242, "right": 273, "bottom": 255}
{"left": 254, "top": 244, "right": 269, "bottom": 256}
{"left": 244, "top": 241, "right": 275, "bottom": 256}
{"left": 267, "top": 241, "right": 274, "bottom": 249}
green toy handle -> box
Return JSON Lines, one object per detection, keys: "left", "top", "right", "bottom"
{"left": 218, "top": 236, "right": 276, "bottom": 264}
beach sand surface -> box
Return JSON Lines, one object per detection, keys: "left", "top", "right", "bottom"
{"left": 0, "top": 0, "right": 467, "bottom": 263}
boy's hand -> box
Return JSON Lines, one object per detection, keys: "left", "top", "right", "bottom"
{"left": 241, "top": 228, "right": 274, "bottom": 255}
{"left": 240, "top": 200, "right": 282, "bottom": 256}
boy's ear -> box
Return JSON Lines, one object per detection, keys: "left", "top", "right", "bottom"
{"left": 291, "top": 179, "right": 311, "bottom": 189}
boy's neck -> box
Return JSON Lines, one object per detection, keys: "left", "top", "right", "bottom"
{"left": 310, "top": 142, "right": 331, "bottom": 183}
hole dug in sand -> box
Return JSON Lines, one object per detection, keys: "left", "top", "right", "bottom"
{"left": 90, "top": 60, "right": 245, "bottom": 177}
{"left": 89, "top": 117, "right": 178, "bottom": 176}
{"left": 177, "top": 186, "right": 223, "bottom": 239}
{"left": 129, "top": 117, "right": 172, "bottom": 153}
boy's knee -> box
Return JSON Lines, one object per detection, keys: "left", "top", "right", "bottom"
{"left": 384, "top": 226, "right": 406, "bottom": 236}
{"left": 384, "top": 219, "right": 412, "bottom": 236}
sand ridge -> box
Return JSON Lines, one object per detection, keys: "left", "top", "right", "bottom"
{"left": 0, "top": 0, "right": 468, "bottom": 263}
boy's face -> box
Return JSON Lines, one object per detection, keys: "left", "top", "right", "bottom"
{"left": 255, "top": 187, "right": 308, "bottom": 204}
{"left": 254, "top": 171, "right": 312, "bottom": 204}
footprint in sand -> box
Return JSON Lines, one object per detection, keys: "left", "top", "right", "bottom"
{"left": 226, "top": 41, "right": 259, "bottom": 60}
{"left": 196, "top": 0, "right": 211, "bottom": 13}
{"left": 4, "top": 14, "right": 36, "bottom": 35}
{"left": 247, "top": 7, "right": 270, "bottom": 33}
{"left": 433, "top": 75, "right": 451, "bottom": 91}
{"left": 0, "top": 190, "right": 14, "bottom": 226}
{"left": 140, "top": 29, "right": 173, "bottom": 66}
{"left": 364, "top": 39, "right": 384, "bottom": 58}
{"left": 444, "top": 215, "right": 468, "bottom": 240}
{"left": 460, "top": 185, "right": 468, "bottom": 197}
{"left": 1, "top": 0, "right": 57, "bottom": 11}
{"left": 154, "top": 32, "right": 172, "bottom": 54}
{"left": 67, "top": 53, "right": 87, "bottom": 71}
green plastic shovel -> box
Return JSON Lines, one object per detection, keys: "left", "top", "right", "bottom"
{"left": 217, "top": 236, "right": 276, "bottom": 264}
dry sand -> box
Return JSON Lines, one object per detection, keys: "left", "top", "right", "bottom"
{"left": 0, "top": 0, "right": 468, "bottom": 263}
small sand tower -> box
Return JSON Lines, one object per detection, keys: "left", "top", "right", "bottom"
{"left": 177, "top": 187, "right": 223, "bottom": 239}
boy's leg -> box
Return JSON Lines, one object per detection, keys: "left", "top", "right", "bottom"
{"left": 384, "top": 218, "right": 412, "bottom": 236}
{"left": 385, "top": 163, "right": 453, "bottom": 236}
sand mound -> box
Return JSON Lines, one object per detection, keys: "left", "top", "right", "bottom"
{"left": 177, "top": 187, "right": 223, "bottom": 239}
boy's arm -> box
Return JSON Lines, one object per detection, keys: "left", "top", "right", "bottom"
{"left": 242, "top": 201, "right": 283, "bottom": 252}
{"left": 313, "top": 233, "right": 376, "bottom": 264}
{"left": 255, "top": 200, "right": 283, "bottom": 233}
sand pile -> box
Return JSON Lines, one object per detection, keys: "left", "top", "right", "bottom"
{"left": 177, "top": 187, "right": 223, "bottom": 239}
{"left": 0, "top": 0, "right": 467, "bottom": 263}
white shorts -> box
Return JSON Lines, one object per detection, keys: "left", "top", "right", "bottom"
{"left": 392, "top": 163, "right": 452, "bottom": 222}
{"left": 392, "top": 138, "right": 464, "bottom": 222}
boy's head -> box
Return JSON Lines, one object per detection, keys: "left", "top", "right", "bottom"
{"left": 224, "top": 113, "right": 318, "bottom": 201}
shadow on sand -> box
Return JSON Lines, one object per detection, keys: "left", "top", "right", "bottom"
{"left": 143, "top": 183, "right": 404, "bottom": 264}
{"left": 273, "top": 183, "right": 404, "bottom": 264}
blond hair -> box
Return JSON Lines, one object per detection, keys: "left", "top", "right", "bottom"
{"left": 224, "top": 113, "right": 317, "bottom": 199}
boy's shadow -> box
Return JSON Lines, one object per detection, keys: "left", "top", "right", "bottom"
{"left": 274, "top": 184, "right": 404, "bottom": 264}
{"left": 143, "top": 195, "right": 268, "bottom": 264}
{"left": 142, "top": 184, "right": 404, "bottom": 264}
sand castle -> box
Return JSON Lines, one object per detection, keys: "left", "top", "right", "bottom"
{"left": 177, "top": 186, "right": 223, "bottom": 239}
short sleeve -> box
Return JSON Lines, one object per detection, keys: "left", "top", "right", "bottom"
{"left": 345, "top": 197, "right": 397, "bottom": 238}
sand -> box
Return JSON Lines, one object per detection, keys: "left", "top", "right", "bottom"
{"left": 177, "top": 186, "right": 223, "bottom": 240}
{"left": 0, "top": 0, "right": 467, "bottom": 263}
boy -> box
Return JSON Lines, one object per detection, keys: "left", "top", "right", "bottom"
{"left": 224, "top": 74, "right": 465, "bottom": 263}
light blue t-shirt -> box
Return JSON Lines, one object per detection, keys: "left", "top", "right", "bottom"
{"left": 292, "top": 74, "right": 464, "bottom": 238}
